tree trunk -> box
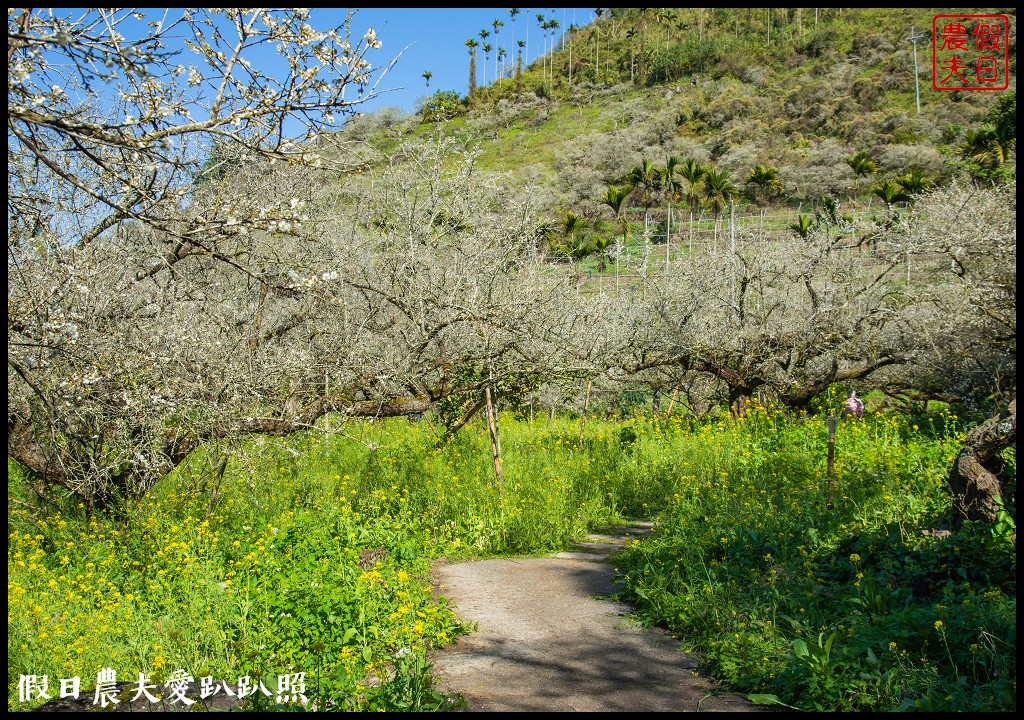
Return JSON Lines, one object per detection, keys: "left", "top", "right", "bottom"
{"left": 948, "top": 399, "right": 1015, "bottom": 522}
{"left": 730, "top": 393, "right": 751, "bottom": 419}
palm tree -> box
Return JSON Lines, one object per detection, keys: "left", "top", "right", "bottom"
{"left": 497, "top": 47, "right": 507, "bottom": 79}
{"left": 895, "top": 169, "right": 931, "bottom": 197}
{"left": 465, "top": 38, "right": 479, "bottom": 95}
{"left": 663, "top": 156, "right": 685, "bottom": 203}
{"left": 558, "top": 210, "right": 592, "bottom": 267}
{"left": 981, "top": 123, "right": 1015, "bottom": 166}
{"left": 601, "top": 184, "right": 630, "bottom": 244}
{"left": 478, "top": 29, "right": 490, "bottom": 84}
{"left": 957, "top": 127, "right": 992, "bottom": 165}
{"left": 509, "top": 8, "right": 521, "bottom": 58}
{"left": 872, "top": 180, "right": 910, "bottom": 210}
{"left": 746, "top": 164, "right": 784, "bottom": 233}
{"left": 678, "top": 158, "right": 706, "bottom": 209}
{"left": 627, "top": 159, "right": 663, "bottom": 218}
{"left": 492, "top": 18, "right": 504, "bottom": 79}
{"left": 846, "top": 151, "right": 878, "bottom": 197}
{"left": 627, "top": 160, "right": 664, "bottom": 262}
{"left": 566, "top": 22, "right": 576, "bottom": 87}
{"left": 657, "top": 156, "right": 687, "bottom": 262}
{"left": 678, "top": 158, "right": 707, "bottom": 251}
{"left": 657, "top": 8, "right": 677, "bottom": 54}
{"left": 421, "top": 70, "right": 432, "bottom": 89}
{"left": 516, "top": 39, "right": 525, "bottom": 89}
{"left": 600, "top": 185, "right": 630, "bottom": 288}
{"left": 535, "top": 218, "right": 559, "bottom": 255}
{"left": 536, "top": 14, "right": 547, "bottom": 80}
{"left": 562, "top": 209, "right": 586, "bottom": 240}
{"left": 958, "top": 123, "right": 1015, "bottom": 168}
{"left": 590, "top": 234, "right": 612, "bottom": 272}
{"left": 626, "top": 26, "right": 637, "bottom": 83}
{"left": 546, "top": 19, "right": 560, "bottom": 85}
{"left": 789, "top": 214, "right": 814, "bottom": 239}
{"left": 746, "top": 164, "right": 784, "bottom": 206}
{"left": 701, "top": 166, "right": 738, "bottom": 250}
{"left": 482, "top": 42, "right": 493, "bottom": 84}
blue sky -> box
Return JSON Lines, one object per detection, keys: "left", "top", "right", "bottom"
{"left": 30, "top": 8, "right": 588, "bottom": 137}
{"left": 330, "top": 8, "right": 587, "bottom": 115}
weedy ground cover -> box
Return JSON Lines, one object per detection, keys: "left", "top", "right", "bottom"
{"left": 614, "top": 402, "right": 1016, "bottom": 711}
{"left": 8, "top": 404, "right": 1015, "bottom": 711}
{"left": 6, "top": 414, "right": 645, "bottom": 710}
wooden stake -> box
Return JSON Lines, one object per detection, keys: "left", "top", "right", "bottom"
{"left": 579, "top": 379, "right": 593, "bottom": 444}
{"left": 485, "top": 386, "right": 503, "bottom": 493}
{"left": 827, "top": 415, "right": 836, "bottom": 505}
{"left": 665, "top": 386, "right": 680, "bottom": 418}
{"left": 205, "top": 453, "right": 229, "bottom": 523}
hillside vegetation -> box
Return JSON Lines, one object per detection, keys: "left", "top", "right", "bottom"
{"left": 354, "top": 8, "right": 1014, "bottom": 214}
{"left": 8, "top": 7, "right": 1015, "bottom": 714}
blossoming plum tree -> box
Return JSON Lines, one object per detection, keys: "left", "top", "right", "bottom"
{"left": 8, "top": 8, "right": 405, "bottom": 505}
{"left": 8, "top": 8, "right": 621, "bottom": 509}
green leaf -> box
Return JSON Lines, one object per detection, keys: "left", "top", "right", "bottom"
{"left": 823, "top": 630, "right": 835, "bottom": 656}
{"left": 747, "top": 693, "right": 801, "bottom": 710}
{"left": 792, "top": 638, "right": 809, "bottom": 659}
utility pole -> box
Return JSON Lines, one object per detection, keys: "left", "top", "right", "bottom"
{"left": 909, "top": 26, "right": 924, "bottom": 114}
{"left": 666, "top": 207, "right": 671, "bottom": 272}
{"left": 730, "top": 201, "right": 736, "bottom": 305}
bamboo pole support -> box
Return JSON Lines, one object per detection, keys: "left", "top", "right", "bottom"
{"left": 665, "top": 386, "right": 680, "bottom": 418}
{"left": 827, "top": 415, "right": 837, "bottom": 506}
{"left": 579, "top": 379, "right": 593, "bottom": 445}
{"left": 485, "top": 386, "right": 503, "bottom": 494}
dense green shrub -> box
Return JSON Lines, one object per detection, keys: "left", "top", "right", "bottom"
{"left": 418, "top": 90, "right": 463, "bottom": 123}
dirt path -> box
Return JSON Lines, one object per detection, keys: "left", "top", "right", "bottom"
{"left": 429, "top": 522, "right": 769, "bottom": 712}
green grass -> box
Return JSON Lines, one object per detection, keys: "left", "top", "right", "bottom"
{"left": 614, "top": 403, "right": 1016, "bottom": 711}
{"left": 8, "top": 404, "right": 1016, "bottom": 711}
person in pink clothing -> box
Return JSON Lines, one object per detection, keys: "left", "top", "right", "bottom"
{"left": 844, "top": 388, "right": 864, "bottom": 418}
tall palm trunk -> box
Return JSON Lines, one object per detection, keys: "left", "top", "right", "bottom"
{"left": 568, "top": 27, "right": 572, "bottom": 86}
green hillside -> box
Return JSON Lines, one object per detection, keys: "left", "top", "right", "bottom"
{"left": 8, "top": 8, "right": 1016, "bottom": 714}
{"left": 344, "top": 7, "right": 1015, "bottom": 221}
